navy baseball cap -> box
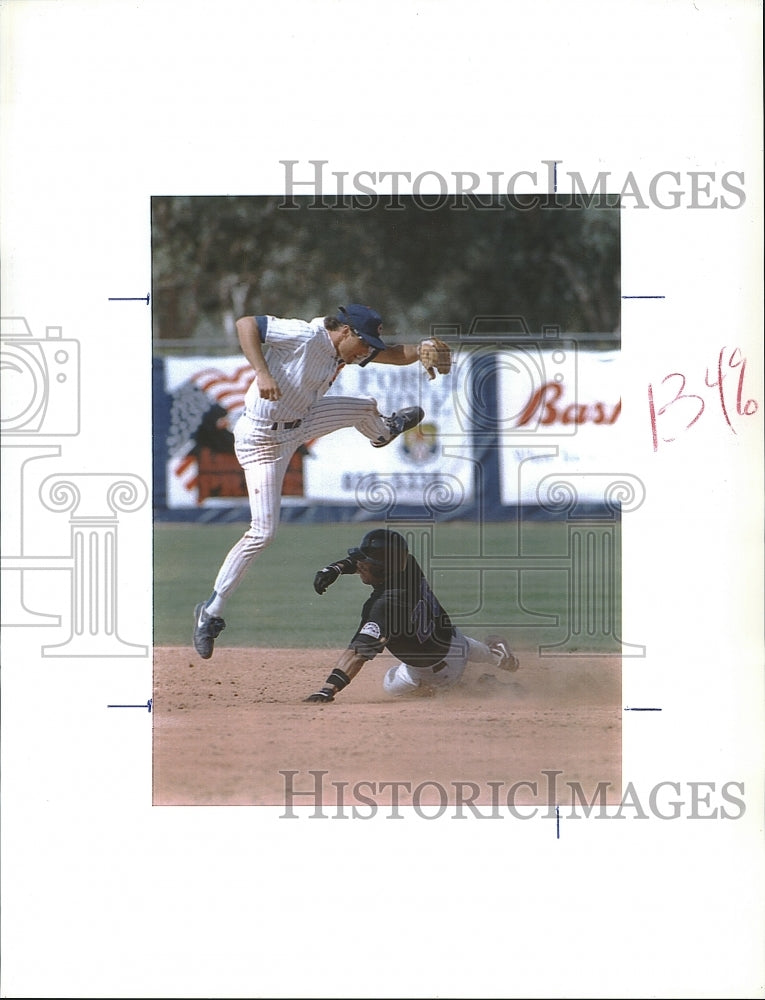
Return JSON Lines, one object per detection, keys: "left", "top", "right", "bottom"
{"left": 336, "top": 304, "right": 387, "bottom": 353}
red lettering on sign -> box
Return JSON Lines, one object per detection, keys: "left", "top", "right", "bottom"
{"left": 516, "top": 381, "right": 621, "bottom": 427}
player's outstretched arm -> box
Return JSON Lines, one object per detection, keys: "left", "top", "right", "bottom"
{"left": 372, "top": 339, "right": 452, "bottom": 380}
{"left": 372, "top": 343, "right": 419, "bottom": 366}
{"left": 235, "top": 316, "right": 281, "bottom": 400}
{"left": 313, "top": 557, "right": 358, "bottom": 595}
{"left": 304, "top": 649, "right": 367, "bottom": 703}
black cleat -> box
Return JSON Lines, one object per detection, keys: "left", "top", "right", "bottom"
{"left": 193, "top": 601, "right": 226, "bottom": 659}
{"left": 371, "top": 406, "right": 425, "bottom": 448}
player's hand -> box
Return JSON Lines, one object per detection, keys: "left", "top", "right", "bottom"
{"left": 255, "top": 370, "right": 282, "bottom": 401}
{"left": 313, "top": 565, "right": 341, "bottom": 595}
{"left": 417, "top": 338, "right": 452, "bottom": 380}
{"left": 304, "top": 686, "right": 335, "bottom": 703}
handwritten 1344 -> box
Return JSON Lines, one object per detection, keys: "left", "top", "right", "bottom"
{"left": 648, "top": 346, "right": 759, "bottom": 451}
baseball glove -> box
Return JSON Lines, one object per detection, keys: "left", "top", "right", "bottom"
{"left": 418, "top": 338, "right": 452, "bottom": 380}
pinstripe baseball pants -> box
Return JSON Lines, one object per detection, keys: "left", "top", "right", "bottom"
{"left": 209, "top": 395, "right": 390, "bottom": 608}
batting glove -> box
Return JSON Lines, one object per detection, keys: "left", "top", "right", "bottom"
{"left": 303, "top": 668, "right": 351, "bottom": 703}
{"left": 304, "top": 686, "right": 335, "bottom": 703}
{"left": 314, "top": 555, "right": 356, "bottom": 594}
{"left": 313, "top": 565, "right": 340, "bottom": 594}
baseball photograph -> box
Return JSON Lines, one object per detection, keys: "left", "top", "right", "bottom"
{"left": 2, "top": 2, "right": 762, "bottom": 998}
{"left": 150, "top": 194, "right": 625, "bottom": 807}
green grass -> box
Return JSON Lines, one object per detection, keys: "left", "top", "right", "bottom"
{"left": 153, "top": 519, "right": 622, "bottom": 652}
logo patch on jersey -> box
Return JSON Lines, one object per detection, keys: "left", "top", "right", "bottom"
{"left": 359, "top": 621, "right": 381, "bottom": 639}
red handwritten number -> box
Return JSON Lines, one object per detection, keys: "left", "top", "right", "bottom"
{"left": 705, "top": 347, "right": 734, "bottom": 432}
{"left": 648, "top": 373, "right": 705, "bottom": 451}
{"left": 650, "top": 346, "right": 758, "bottom": 450}
{"left": 647, "top": 383, "right": 658, "bottom": 452}
{"left": 728, "top": 348, "right": 759, "bottom": 416}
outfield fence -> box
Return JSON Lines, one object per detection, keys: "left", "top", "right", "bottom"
{"left": 153, "top": 340, "right": 633, "bottom": 527}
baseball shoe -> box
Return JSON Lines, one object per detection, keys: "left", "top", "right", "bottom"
{"left": 193, "top": 601, "right": 226, "bottom": 659}
{"left": 371, "top": 406, "right": 425, "bottom": 448}
{"left": 486, "top": 635, "right": 520, "bottom": 673}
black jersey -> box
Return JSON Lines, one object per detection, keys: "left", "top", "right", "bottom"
{"left": 349, "top": 555, "right": 455, "bottom": 668}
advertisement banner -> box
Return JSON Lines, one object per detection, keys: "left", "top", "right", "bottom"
{"left": 161, "top": 356, "right": 253, "bottom": 509}
{"left": 302, "top": 359, "right": 473, "bottom": 511}
{"left": 497, "top": 348, "right": 623, "bottom": 506}
{"left": 160, "top": 354, "right": 473, "bottom": 512}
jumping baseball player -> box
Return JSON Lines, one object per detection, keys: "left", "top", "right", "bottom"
{"left": 193, "top": 304, "right": 452, "bottom": 659}
{"left": 304, "top": 528, "right": 519, "bottom": 701}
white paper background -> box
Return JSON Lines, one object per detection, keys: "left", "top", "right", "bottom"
{"left": 1, "top": 1, "right": 763, "bottom": 998}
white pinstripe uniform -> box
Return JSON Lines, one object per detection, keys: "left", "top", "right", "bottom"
{"left": 207, "top": 315, "right": 395, "bottom": 613}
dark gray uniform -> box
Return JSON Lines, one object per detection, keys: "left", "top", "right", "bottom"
{"left": 342, "top": 554, "right": 498, "bottom": 695}
{"left": 350, "top": 555, "right": 456, "bottom": 671}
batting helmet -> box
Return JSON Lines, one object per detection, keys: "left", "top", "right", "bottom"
{"left": 348, "top": 529, "right": 408, "bottom": 574}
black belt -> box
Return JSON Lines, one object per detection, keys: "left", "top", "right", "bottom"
{"left": 270, "top": 419, "right": 302, "bottom": 431}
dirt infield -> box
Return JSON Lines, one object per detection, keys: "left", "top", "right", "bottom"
{"left": 152, "top": 645, "right": 622, "bottom": 808}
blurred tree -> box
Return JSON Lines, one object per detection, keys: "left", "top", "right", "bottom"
{"left": 151, "top": 195, "right": 620, "bottom": 351}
